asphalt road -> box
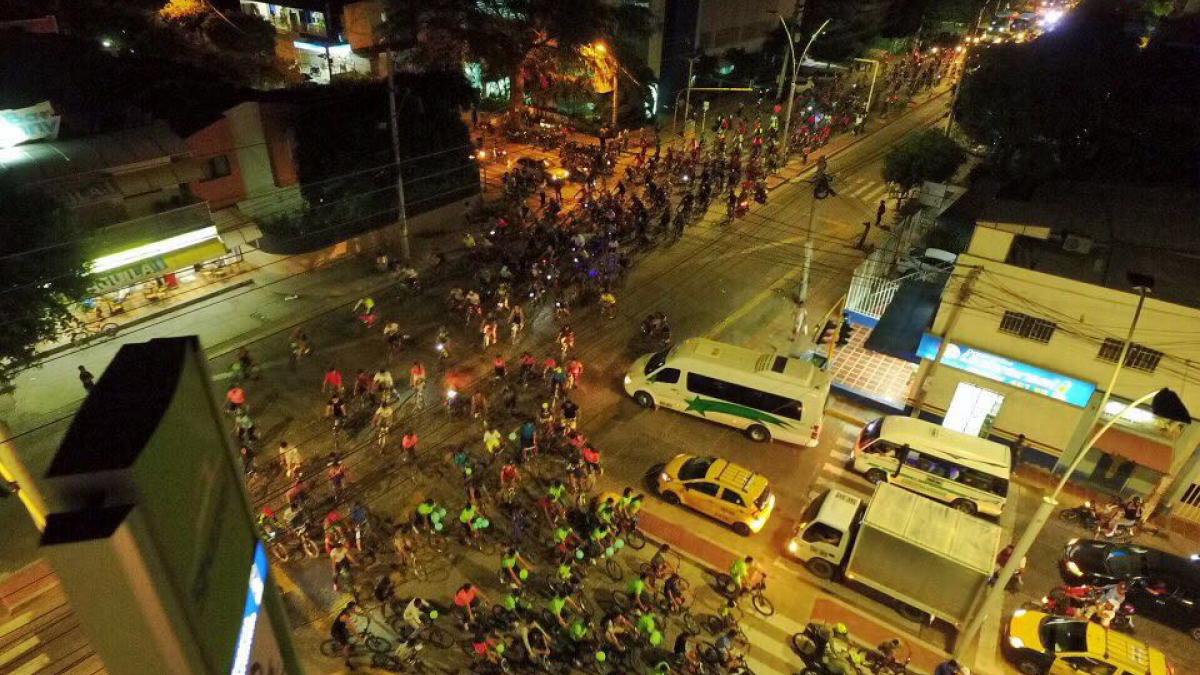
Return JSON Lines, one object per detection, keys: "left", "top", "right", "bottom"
{"left": 0, "top": 89, "right": 1081, "bottom": 675}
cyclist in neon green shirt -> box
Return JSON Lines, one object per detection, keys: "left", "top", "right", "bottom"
{"left": 595, "top": 496, "right": 616, "bottom": 526}
{"left": 547, "top": 593, "right": 580, "bottom": 628}
{"left": 569, "top": 618, "right": 589, "bottom": 641}
{"left": 501, "top": 547, "right": 533, "bottom": 587}
{"left": 628, "top": 572, "right": 651, "bottom": 611}
{"left": 636, "top": 611, "right": 657, "bottom": 636}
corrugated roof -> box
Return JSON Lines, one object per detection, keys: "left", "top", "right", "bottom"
{"left": 0, "top": 121, "right": 190, "bottom": 187}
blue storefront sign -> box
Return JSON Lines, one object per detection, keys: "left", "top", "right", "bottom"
{"left": 917, "top": 335, "right": 1096, "bottom": 407}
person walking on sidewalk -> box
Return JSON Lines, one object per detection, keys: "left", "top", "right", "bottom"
{"left": 875, "top": 199, "right": 887, "bottom": 229}
{"left": 78, "top": 365, "right": 96, "bottom": 392}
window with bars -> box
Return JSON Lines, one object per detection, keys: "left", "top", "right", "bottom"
{"left": 1097, "top": 338, "right": 1164, "bottom": 373}
{"left": 998, "top": 311, "right": 1057, "bottom": 343}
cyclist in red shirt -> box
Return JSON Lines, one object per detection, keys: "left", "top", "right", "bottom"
{"left": 322, "top": 366, "right": 344, "bottom": 394}
{"left": 401, "top": 430, "right": 419, "bottom": 460}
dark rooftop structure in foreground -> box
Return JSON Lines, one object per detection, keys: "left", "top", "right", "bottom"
{"left": 973, "top": 180, "right": 1200, "bottom": 310}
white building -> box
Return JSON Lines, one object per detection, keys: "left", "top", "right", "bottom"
{"left": 908, "top": 182, "right": 1200, "bottom": 523}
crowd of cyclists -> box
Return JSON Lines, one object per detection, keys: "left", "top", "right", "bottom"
{"left": 222, "top": 62, "right": 954, "bottom": 673}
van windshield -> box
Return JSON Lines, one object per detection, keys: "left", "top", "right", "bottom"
{"left": 644, "top": 349, "right": 670, "bottom": 375}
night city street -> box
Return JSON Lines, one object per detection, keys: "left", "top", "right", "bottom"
{"left": 1, "top": 2, "right": 1199, "bottom": 675}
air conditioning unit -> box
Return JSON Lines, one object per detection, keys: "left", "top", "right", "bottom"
{"left": 1063, "top": 234, "right": 1093, "bottom": 254}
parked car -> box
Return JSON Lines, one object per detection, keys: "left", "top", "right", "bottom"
{"left": 895, "top": 247, "right": 957, "bottom": 277}
{"left": 654, "top": 454, "right": 775, "bottom": 536}
{"left": 1062, "top": 539, "right": 1200, "bottom": 640}
{"left": 1003, "top": 608, "right": 1172, "bottom": 675}
{"left": 514, "top": 157, "right": 549, "bottom": 184}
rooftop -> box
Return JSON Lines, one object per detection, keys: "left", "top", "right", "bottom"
{"left": 974, "top": 180, "right": 1200, "bottom": 310}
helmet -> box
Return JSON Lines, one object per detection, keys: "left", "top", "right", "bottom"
{"left": 833, "top": 623, "right": 849, "bottom": 636}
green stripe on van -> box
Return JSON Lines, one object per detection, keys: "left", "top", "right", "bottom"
{"left": 685, "top": 396, "right": 791, "bottom": 428}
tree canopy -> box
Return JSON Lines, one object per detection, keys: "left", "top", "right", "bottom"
{"left": 385, "top": 0, "right": 652, "bottom": 111}
{"left": 0, "top": 187, "right": 92, "bottom": 392}
{"left": 882, "top": 129, "right": 967, "bottom": 192}
{"left": 954, "top": 0, "right": 1200, "bottom": 182}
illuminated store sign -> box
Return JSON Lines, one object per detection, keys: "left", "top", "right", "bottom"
{"left": 918, "top": 335, "right": 1096, "bottom": 407}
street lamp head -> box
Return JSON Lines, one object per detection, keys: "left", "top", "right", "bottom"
{"left": 593, "top": 41, "right": 607, "bottom": 54}
{"left": 1127, "top": 271, "right": 1155, "bottom": 294}
{"left": 1152, "top": 388, "right": 1191, "bottom": 424}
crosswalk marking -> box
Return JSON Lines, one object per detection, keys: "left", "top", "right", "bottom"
{"left": 841, "top": 177, "right": 890, "bottom": 204}
{"left": 738, "top": 612, "right": 812, "bottom": 674}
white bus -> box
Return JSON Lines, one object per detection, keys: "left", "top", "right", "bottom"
{"left": 850, "top": 415, "right": 1011, "bottom": 517}
{"left": 624, "top": 338, "right": 831, "bottom": 446}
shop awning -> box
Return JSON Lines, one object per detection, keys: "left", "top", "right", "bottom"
{"left": 863, "top": 279, "right": 944, "bottom": 363}
{"left": 88, "top": 237, "right": 229, "bottom": 295}
{"left": 1090, "top": 425, "right": 1173, "bottom": 474}
{"left": 212, "top": 206, "right": 264, "bottom": 249}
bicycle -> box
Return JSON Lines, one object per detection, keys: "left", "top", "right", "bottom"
{"left": 321, "top": 613, "right": 391, "bottom": 657}
{"left": 388, "top": 609, "right": 456, "bottom": 650}
{"left": 714, "top": 573, "right": 775, "bottom": 617}
{"left": 67, "top": 320, "right": 119, "bottom": 344}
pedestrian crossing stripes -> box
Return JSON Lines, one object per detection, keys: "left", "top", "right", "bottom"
{"left": 738, "top": 611, "right": 811, "bottom": 674}
{"left": 841, "top": 177, "right": 890, "bottom": 203}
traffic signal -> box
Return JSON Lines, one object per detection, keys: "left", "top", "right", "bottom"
{"left": 837, "top": 319, "right": 855, "bottom": 347}
{"left": 817, "top": 320, "right": 836, "bottom": 345}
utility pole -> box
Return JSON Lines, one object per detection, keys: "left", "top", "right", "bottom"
{"left": 908, "top": 267, "right": 981, "bottom": 415}
{"left": 683, "top": 55, "right": 697, "bottom": 136}
{"left": 612, "top": 60, "right": 619, "bottom": 129}
{"left": 776, "top": 1, "right": 805, "bottom": 99}
{"left": 386, "top": 51, "right": 411, "bottom": 261}
{"left": 956, "top": 280, "right": 1164, "bottom": 658}
{"left": 800, "top": 193, "right": 817, "bottom": 302}
{"left": 777, "top": 17, "right": 829, "bottom": 168}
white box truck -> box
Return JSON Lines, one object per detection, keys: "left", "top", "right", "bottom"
{"left": 786, "top": 482, "right": 1001, "bottom": 626}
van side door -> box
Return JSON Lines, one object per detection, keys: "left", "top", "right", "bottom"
{"left": 649, "top": 367, "right": 683, "bottom": 409}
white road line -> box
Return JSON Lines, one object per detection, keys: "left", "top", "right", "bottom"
{"left": 740, "top": 622, "right": 798, "bottom": 674}
{"left": 862, "top": 184, "right": 888, "bottom": 203}
{"left": 828, "top": 447, "right": 851, "bottom": 463}
{"left": 821, "top": 462, "right": 856, "bottom": 479}
{"left": 847, "top": 183, "right": 873, "bottom": 198}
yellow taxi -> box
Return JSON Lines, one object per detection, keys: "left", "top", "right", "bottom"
{"left": 655, "top": 454, "right": 775, "bottom": 536}
{"left": 1004, "top": 609, "right": 1173, "bottom": 675}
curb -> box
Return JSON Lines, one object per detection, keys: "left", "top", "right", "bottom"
{"left": 36, "top": 279, "right": 258, "bottom": 362}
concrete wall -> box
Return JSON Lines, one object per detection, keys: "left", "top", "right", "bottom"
{"left": 186, "top": 118, "right": 246, "bottom": 210}
{"left": 935, "top": 252, "right": 1200, "bottom": 420}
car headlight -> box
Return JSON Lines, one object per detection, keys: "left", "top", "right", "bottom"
{"left": 1065, "top": 560, "right": 1082, "bottom": 577}
{"left": 1067, "top": 538, "right": 1078, "bottom": 547}
{"left": 1013, "top": 608, "right": 1026, "bottom": 618}
{"left": 1008, "top": 636, "right": 1024, "bottom": 649}
{"left": 659, "top": 472, "right": 672, "bottom": 483}
{"left": 786, "top": 540, "right": 799, "bottom": 554}
{"left": 624, "top": 375, "right": 632, "bottom": 385}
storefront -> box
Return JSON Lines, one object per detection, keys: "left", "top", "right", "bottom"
{"left": 914, "top": 335, "right": 1190, "bottom": 496}
{"left": 292, "top": 41, "right": 371, "bottom": 83}
{"left": 81, "top": 225, "right": 239, "bottom": 319}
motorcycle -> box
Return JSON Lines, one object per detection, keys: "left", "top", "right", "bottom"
{"left": 791, "top": 622, "right": 882, "bottom": 675}
{"left": 1059, "top": 501, "right": 1136, "bottom": 542}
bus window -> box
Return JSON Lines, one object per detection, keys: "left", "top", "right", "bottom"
{"left": 686, "top": 373, "right": 804, "bottom": 420}
{"left": 651, "top": 368, "right": 680, "bottom": 384}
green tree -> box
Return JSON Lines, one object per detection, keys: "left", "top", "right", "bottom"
{"left": 882, "top": 130, "right": 967, "bottom": 192}
{"left": 0, "top": 187, "right": 92, "bottom": 392}
{"left": 385, "top": 0, "right": 650, "bottom": 112}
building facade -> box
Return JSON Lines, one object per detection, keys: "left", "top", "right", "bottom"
{"left": 910, "top": 192, "right": 1200, "bottom": 521}
{"left": 231, "top": 0, "right": 379, "bottom": 82}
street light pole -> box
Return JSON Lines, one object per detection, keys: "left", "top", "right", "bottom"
{"left": 683, "top": 55, "right": 697, "bottom": 137}
{"left": 955, "top": 281, "right": 1155, "bottom": 658}
{"left": 777, "top": 18, "right": 830, "bottom": 167}
{"left": 853, "top": 57, "right": 881, "bottom": 114}
{"left": 386, "top": 50, "right": 411, "bottom": 261}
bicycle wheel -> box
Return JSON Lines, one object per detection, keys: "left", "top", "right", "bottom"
{"left": 714, "top": 573, "right": 736, "bottom": 596}
{"left": 751, "top": 592, "right": 775, "bottom": 617}
{"left": 302, "top": 536, "right": 321, "bottom": 559}
{"left": 605, "top": 557, "right": 624, "bottom": 582}
{"left": 625, "top": 528, "right": 646, "bottom": 550}
{"left": 365, "top": 633, "right": 391, "bottom": 653}
{"left": 679, "top": 608, "right": 700, "bottom": 634}
{"left": 268, "top": 541, "right": 290, "bottom": 563}
{"left": 426, "top": 625, "right": 455, "bottom": 650}
{"left": 611, "top": 589, "right": 631, "bottom": 610}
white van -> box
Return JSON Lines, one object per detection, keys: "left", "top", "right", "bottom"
{"left": 850, "top": 416, "right": 1011, "bottom": 516}
{"left": 624, "top": 338, "right": 831, "bottom": 446}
